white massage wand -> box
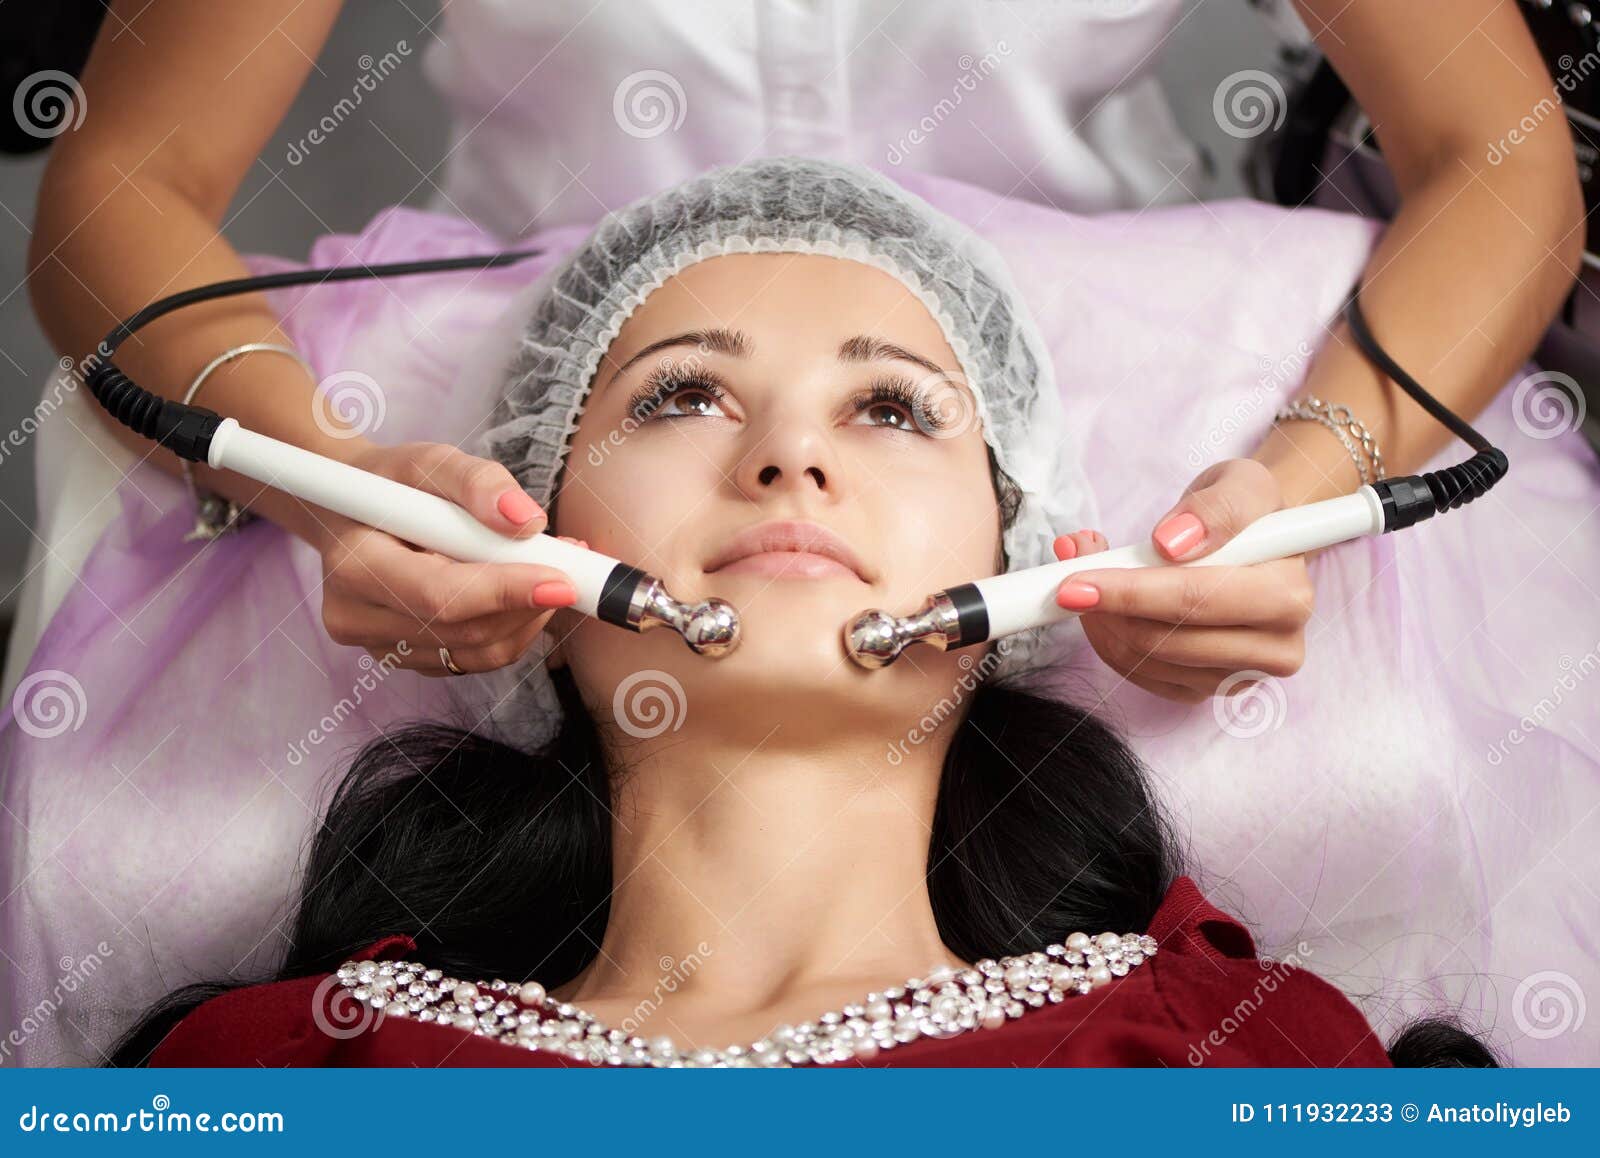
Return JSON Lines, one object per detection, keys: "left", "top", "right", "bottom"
{"left": 844, "top": 488, "right": 1387, "bottom": 667}
{"left": 207, "top": 419, "right": 741, "bottom": 656}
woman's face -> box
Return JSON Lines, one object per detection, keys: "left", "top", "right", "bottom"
{"left": 545, "top": 252, "right": 1005, "bottom": 738}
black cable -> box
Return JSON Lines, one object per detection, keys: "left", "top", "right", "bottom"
{"left": 98, "top": 249, "right": 543, "bottom": 357}
{"left": 83, "top": 248, "right": 542, "bottom": 462}
{"left": 1341, "top": 283, "right": 1509, "bottom": 531}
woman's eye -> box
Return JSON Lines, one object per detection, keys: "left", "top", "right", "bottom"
{"left": 850, "top": 377, "right": 952, "bottom": 436}
{"left": 654, "top": 387, "right": 726, "bottom": 419}
{"left": 630, "top": 376, "right": 730, "bottom": 421}
{"left": 858, "top": 401, "right": 919, "bottom": 431}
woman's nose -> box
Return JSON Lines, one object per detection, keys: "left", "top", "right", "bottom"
{"left": 737, "top": 423, "right": 839, "bottom": 498}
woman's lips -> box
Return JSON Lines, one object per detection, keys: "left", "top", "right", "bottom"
{"left": 702, "top": 518, "right": 873, "bottom": 582}
{"left": 708, "top": 550, "right": 862, "bottom": 580}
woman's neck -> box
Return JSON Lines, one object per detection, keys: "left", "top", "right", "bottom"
{"left": 547, "top": 724, "right": 968, "bottom": 1047}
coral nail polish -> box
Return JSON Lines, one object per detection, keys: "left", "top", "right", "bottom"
{"left": 1154, "top": 512, "right": 1204, "bottom": 558}
{"left": 1057, "top": 581, "right": 1099, "bottom": 610}
{"left": 533, "top": 581, "right": 577, "bottom": 607}
{"left": 498, "top": 488, "right": 543, "bottom": 525}
{"left": 1054, "top": 534, "right": 1078, "bottom": 560}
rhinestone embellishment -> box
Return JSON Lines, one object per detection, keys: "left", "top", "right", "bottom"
{"left": 332, "top": 931, "right": 1157, "bottom": 1067}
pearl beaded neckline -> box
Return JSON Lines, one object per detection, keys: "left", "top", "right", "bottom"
{"left": 332, "top": 930, "right": 1158, "bottom": 1067}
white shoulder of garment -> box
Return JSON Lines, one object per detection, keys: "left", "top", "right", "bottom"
{"left": 417, "top": 0, "right": 1217, "bottom": 235}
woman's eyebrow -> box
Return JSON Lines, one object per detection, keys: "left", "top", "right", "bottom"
{"left": 603, "top": 327, "right": 751, "bottom": 387}
{"left": 837, "top": 334, "right": 943, "bottom": 376}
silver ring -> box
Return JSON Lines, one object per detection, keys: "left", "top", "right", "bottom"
{"left": 439, "top": 646, "right": 466, "bottom": 675}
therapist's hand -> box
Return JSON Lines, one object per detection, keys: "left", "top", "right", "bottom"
{"left": 306, "top": 441, "right": 582, "bottom": 677}
{"left": 1052, "top": 459, "right": 1315, "bottom": 704}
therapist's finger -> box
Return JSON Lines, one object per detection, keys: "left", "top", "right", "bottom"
{"left": 1094, "top": 615, "right": 1307, "bottom": 676}
{"left": 1110, "top": 653, "right": 1217, "bottom": 703}
{"left": 1058, "top": 558, "right": 1314, "bottom": 631}
{"left": 387, "top": 441, "right": 550, "bottom": 539}
{"left": 330, "top": 597, "right": 552, "bottom": 652}
{"left": 1102, "top": 642, "right": 1265, "bottom": 702}
{"left": 1149, "top": 458, "right": 1283, "bottom": 562}
{"left": 355, "top": 530, "right": 576, "bottom": 625}
{"left": 410, "top": 611, "right": 558, "bottom": 677}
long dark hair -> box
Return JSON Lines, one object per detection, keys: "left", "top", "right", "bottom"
{"left": 106, "top": 659, "right": 1495, "bottom": 1067}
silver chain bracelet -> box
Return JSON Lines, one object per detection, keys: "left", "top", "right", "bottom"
{"left": 1272, "top": 395, "right": 1386, "bottom": 487}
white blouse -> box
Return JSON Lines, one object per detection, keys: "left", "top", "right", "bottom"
{"left": 419, "top": 0, "right": 1214, "bottom": 235}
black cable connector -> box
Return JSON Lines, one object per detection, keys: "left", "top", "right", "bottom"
{"left": 85, "top": 361, "right": 221, "bottom": 462}
{"left": 82, "top": 247, "right": 544, "bottom": 466}
{"left": 1342, "top": 285, "right": 1510, "bottom": 533}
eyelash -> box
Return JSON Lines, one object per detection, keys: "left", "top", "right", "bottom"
{"left": 625, "top": 369, "right": 952, "bottom": 434}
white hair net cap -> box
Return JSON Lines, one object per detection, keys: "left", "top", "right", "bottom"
{"left": 467, "top": 156, "right": 1094, "bottom": 752}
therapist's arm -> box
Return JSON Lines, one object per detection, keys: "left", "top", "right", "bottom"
{"left": 1061, "top": 0, "right": 1583, "bottom": 703}
{"left": 27, "top": 0, "right": 361, "bottom": 548}
{"left": 1254, "top": 0, "right": 1584, "bottom": 506}
{"left": 28, "top": 1, "right": 616, "bottom": 678}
